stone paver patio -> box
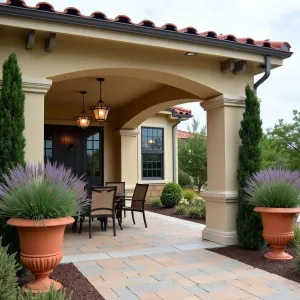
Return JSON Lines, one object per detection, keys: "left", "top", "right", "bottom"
{"left": 62, "top": 212, "right": 300, "bottom": 299}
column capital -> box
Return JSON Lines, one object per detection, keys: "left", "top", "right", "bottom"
{"left": 0, "top": 76, "right": 52, "bottom": 94}
{"left": 118, "top": 129, "right": 139, "bottom": 137}
{"left": 200, "top": 94, "right": 246, "bottom": 111}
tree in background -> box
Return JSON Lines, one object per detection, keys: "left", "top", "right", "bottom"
{"left": 261, "top": 134, "right": 289, "bottom": 169}
{"left": 0, "top": 53, "right": 25, "bottom": 265}
{"left": 266, "top": 110, "right": 300, "bottom": 170}
{"left": 178, "top": 118, "right": 207, "bottom": 192}
{"left": 236, "top": 85, "right": 265, "bottom": 249}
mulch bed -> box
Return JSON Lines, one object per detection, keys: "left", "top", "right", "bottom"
{"left": 145, "top": 204, "right": 206, "bottom": 225}
{"left": 209, "top": 245, "right": 300, "bottom": 283}
{"left": 18, "top": 263, "right": 104, "bottom": 300}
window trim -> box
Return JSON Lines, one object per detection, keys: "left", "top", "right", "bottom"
{"left": 141, "top": 126, "right": 164, "bottom": 180}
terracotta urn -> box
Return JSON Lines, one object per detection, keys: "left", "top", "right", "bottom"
{"left": 7, "top": 216, "right": 74, "bottom": 293}
{"left": 254, "top": 207, "right": 300, "bottom": 260}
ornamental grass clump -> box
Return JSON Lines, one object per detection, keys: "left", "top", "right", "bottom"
{"left": 245, "top": 169, "right": 300, "bottom": 208}
{"left": 0, "top": 162, "right": 89, "bottom": 220}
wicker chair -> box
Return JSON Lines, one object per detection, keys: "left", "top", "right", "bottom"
{"left": 105, "top": 182, "right": 126, "bottom": 217}
{"left": 83, "top": 186, "right": 119, "bottom": 238}
{"left": 123, "top": 184, "right": 149, "bottom": 228}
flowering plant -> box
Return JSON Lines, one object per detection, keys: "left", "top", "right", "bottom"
{"left": 245, "top": 169, "right": 300, "bottom": 208}
{"left": 0, "top": 162, "right": 89, "bottom": 220}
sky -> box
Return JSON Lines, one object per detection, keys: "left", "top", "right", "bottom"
{"left": 2, "top": 0, "right": 299, "bottom": 131}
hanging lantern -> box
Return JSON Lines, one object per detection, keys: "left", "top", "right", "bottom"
{"left": 75, "top": 91, "right": 91, "bottom": 129}
{"left": 92, "top": 78, "right": 110, "bottom": 123}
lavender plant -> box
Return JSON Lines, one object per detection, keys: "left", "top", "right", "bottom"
{"left": 245, "top": 169, "right": 300, "bottom": 208}
{"left": 0, "top": 162, "right": 89, "bottom": 220}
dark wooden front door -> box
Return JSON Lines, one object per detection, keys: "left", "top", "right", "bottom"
{"left": 44, "top": 125, "right": 104, "bottom": 186}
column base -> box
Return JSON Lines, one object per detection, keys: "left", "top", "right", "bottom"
{"left": 202, "top": 227, "right": 238, "bottom": 245}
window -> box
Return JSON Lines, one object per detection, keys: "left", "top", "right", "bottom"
{"left": 87, "top": 132, "right": 101, "bottom": 177}
{"left": 141, "top": 127, "right": 164, "bottom": 179}
{"left": 44, "top": 136, "right": 53, "bottom": 163}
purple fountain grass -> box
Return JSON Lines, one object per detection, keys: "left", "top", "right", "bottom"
{"left": 245, "top": 168, "right": 300, "bottom": 208}
{"left": 0, "top": 162, "right": 89, "bottom": 219}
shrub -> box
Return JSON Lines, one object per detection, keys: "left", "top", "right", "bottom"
{"left": 236, "top": 85, "right": 265, "bottom": 250}
{"left": 17, "top": 284, "right": 71, "bottom": 300}
{"left": 245, "top": 169, "right": 300, "bottom": 208}
{"left": 0, "top": 162, "right": 89, "bottom": 220}
{"left": 150, "top": 198, "right": 162, "bottom": 208}
{"left": 178, "top": 169, "right": 192, "bottom": 188}
{"left": 160, "top": 182, "right": 182, "bottom": 208}
{"left": 175, "top": 205, "right": 186, "bottom": 215}
{"left": 0, "top": 52, "right": 26, "bottom": 271}
{"left": 0, "top": 238, "right": 20, "bottom": 300}
{"left": 182, "top": 189, "right": 197, "bottom": 203}
{"left": 185, "top": 206, "right": 201, "bottom": 219}
{"left": 289, "top": 226, "right": 300, "bottom": 247}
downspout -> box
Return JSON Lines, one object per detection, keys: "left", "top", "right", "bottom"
{"left": 254, "top": 55, "right": 271, "bottom": 95}
{"left": 172, "top": 117, "right": 182, "bottom": 183}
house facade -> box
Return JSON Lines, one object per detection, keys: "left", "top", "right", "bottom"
{"left": 0, "top": 0, "right": 292, "bottom": 245}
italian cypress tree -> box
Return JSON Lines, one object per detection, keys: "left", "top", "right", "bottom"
{"left": 0, "top": 53, "right": 25, "bottom": 263}
{"left": 236, "top": 84, "right": 265, "bottom": 249}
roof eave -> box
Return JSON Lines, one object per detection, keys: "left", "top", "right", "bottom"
{"left": 165, "top": 108, "right": 193, "bottom": 119}
{"left": 0, "top": 4, "right": 293, "bottom": 59}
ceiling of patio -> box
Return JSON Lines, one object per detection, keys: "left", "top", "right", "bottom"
{"left": 45, "top": 76, "right": 164, "bottom": 111}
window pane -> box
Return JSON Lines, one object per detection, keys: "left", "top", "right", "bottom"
{"left": 93, "top": 133, "right": 99, "bottom": 140}
{"left": 45, "top": 140, "right": 52, "bottom": 148}
{"left": 153, "top": 129, "right": 157, "bottom": 136}
{"left": 87, "top": 150, "right": 93, "bottom": 157}
{"left": 45, "top": 149, "right": 52, "bottom": 159}
{"left": 157, "top": 129, "right": 162, "bottom": 137}
{"left": 147, "top": 128, "right": 152, "bottom": 136}
{"left": 87, "top": 141, "right": 93, "bottom": 149}
{"left": 142, "top": 128, "right": 147, "bottom": 136}
{"left": 94, "top": 141, "right": 99, "bottom": 150}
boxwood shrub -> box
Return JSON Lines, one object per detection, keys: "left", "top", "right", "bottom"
{"left": 160, "top": 182, "right": 182, "bottom": 208}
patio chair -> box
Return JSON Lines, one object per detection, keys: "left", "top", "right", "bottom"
{"left": 105, "top": 182, "right": 126, "bottom": 217}
{"left": 83, "top": 186, "right": 119, "bottom": 238}
{"left": 123, "top": 184, "right": 149, "bottom": 228}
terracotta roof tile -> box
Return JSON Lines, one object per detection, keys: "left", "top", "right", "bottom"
{"left": 177, "top": 130, "right": 192, "bottom": 139}
{"left": 171, "top": 106, "right": 192, "bottom": 116}
{"left": 1, "top": 0, "right": 292, "bottom": 52}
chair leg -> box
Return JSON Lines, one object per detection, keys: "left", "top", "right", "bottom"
{"left": 72, "top": 218, "right": 77, "bottom": 233}
{"left": 123, "top": 199, "right": 126, "bottom": 218}
{"left": 79, "top": 216, "right": 84, "bottom": 234}
{"left": 118, "top": 214, "right": 123, "bottom": 230}
{"left": 89, "top": 217, "right": 92, "bottom": 239}
{"left": 131, "top": 211, "right": 135, "bottom": 225}
{"left": 142, "top": 211, "right": 148, "bottom": 228}
{"left": 113, "top": 215, "right": 116, "bottom": 236}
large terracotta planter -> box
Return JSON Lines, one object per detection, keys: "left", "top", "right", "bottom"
{"left": 7, "top": 216, "right": 74, "bottom": 293}
{"left": 254, "top": 207, "right": 300, "bottom": 261}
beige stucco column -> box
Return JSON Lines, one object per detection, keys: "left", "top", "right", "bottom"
{"left": 119, "top": 129, "right": 139, "bottom": 190}
{"left": 0, "top": 76, "right": 51, "bottom": 164}
{"left": 22, "top": 77, "right": 52, "bottom": 163}
{"left": 201, "top": 95, "right": 245, "bottom": 245}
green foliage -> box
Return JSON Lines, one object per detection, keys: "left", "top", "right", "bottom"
{"left": 236, "top": 85, "right": 265, "bottom": 250}
{"left": 0, "top": 181, "right": 80, "bottom": 220}
{"left": 266, "top": 110, "right": 300, "bottom": 170}
{"left": 182, "top": 189, "right": 197, "bottom": 203}
{"left": 185, "top": 206, "right": 201, "bottom": 219}
{"left": 289, "top": 226, "right": 300, "bottom": 247}
{"left": 261, "top": 135, "right": 289, "bottom": 169}
{"left": 247, "top": 181, "right": 300, "bottom": 208}
{"left": 178, "top": 118, "right": 207, "bottom": 191}
{"left": 0, "top": 52, "right": 25, "bottom": 271}
{"left": 294, "top": 241, "right": 300, "bottom": 275}
{"left": 178, "top": 169, "right": 193, "bottom": 188}
{"left": 150, "top": 198, "right": 162, "bottom": 208}
{"left": 160, "top": 182, "right": 182, "bottom": 208}
{"left": 175, "top": 204, "right": 187, "bottom": 215}
{"left": 0, "top": 238, "right": 20, "bottom": 300}
{"left": 17, "top": 285, "right": 71, "bottom": 300}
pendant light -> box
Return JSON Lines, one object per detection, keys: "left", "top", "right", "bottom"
{"left": 75, "top": 91, "right": 91, "bottom": 129}
{"left": 92, "top": 78, "right": 110, "bottom": 123}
